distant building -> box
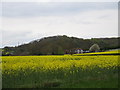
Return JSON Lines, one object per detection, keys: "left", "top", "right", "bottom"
{"left": 84, "top": 50, "right": 90, "bottom": 53}
{"left": 65, "top": 48, "right": 83, "bottom": 54}
{"left": 74, "top": 48, "right": 83, "bottom": 54}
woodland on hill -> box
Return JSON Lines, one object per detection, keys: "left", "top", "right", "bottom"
{"left": 2, "top": 35, "right": 119, "bottom": 56}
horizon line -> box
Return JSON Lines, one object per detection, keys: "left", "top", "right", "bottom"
{"left": 1, "top": 35, "right": 119, "bottom": 48}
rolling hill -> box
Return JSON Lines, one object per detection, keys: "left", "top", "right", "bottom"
{"left": 2, "top": 35, "right": 119, "bottom": 56}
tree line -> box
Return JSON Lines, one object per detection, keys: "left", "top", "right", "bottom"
{"left": 2, "top": 35, "right": 120, "bottom": 56}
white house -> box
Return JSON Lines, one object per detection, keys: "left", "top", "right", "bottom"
{"left": 75, "top": 48, "right": 83, "bottom": 54}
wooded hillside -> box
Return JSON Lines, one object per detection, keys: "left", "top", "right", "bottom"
{"left": 2, "top": 35, "right": 119, "bottom": 56}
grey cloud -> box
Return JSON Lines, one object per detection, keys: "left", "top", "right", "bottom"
{"left": 2, "top": 30, "right": 46, "bottom": 47}
{"left": 2, "top": 30, "right": 31, "bottom": 38}
{"left": 2, "top": 30, "right": 31, "bottom": 47}
{"left": 2, "top": 2, "right": 117, "bottom": 17}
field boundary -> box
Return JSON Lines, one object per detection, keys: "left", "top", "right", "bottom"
{"left": 74, "top": 53, "right": 120, "bottom": 56}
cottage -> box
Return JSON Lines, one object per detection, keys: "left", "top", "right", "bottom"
{"left": 65, "top": 48, "right": 83, "bottom": 54}
{"left": 74, "top": 48, "right": 83, "bottom": 54}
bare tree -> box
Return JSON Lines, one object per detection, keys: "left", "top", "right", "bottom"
{"left": 89, "top": 44, "right": 100, "bottom": 52}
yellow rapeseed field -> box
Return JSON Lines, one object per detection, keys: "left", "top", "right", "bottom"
{"left": 2, "top": 55, "right": 119, "bottom": 74}
{"left": 1, "top": 50, "right": 119, "bottom": 88}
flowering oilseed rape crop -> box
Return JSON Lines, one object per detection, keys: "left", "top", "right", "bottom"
{"left": 1, "top": 50, "right": 119, "bottom": 88}
{"left": 2, "top": 56, "right": 119, "bottom": 72}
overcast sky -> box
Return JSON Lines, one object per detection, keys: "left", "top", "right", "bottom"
{"left": 1, "top": 2, "right": 118, "bottom": 47}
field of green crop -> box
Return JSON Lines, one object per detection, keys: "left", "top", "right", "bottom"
{"left": 1, "top": 50, "right": 120, "bottom": 88}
